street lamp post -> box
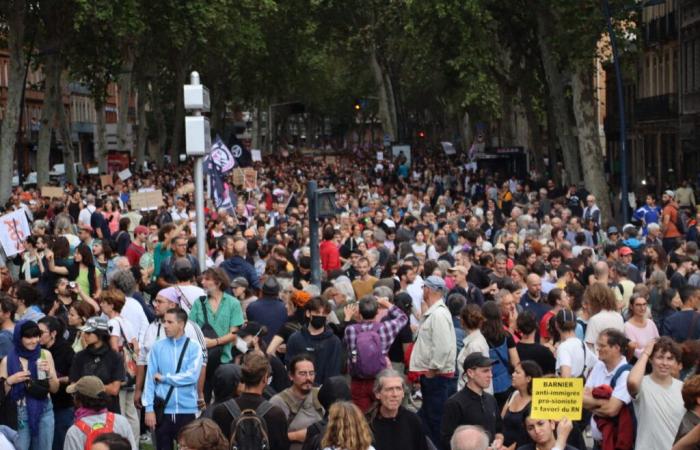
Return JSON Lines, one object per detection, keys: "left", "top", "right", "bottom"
{"left": 184, "top": 71, "right": 211, "bottom": 272}
{"left": 602, "top": 0, "right": 629, "bottom": 224}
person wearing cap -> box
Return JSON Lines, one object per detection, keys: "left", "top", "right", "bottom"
{"left": 69, "top": 317, "right": 125, "bottom": 413}
{"left": 367, "top": 368, "right": 429, "bottom": 450}
{"left": 409, "top": 275, "right": 457, "bottom": 450}
{"left": 63, "top": 376, "right": 136, "bottom": 450}
{"left": 618, "top": 246, "right": 643, "bottom": 284}
{"left": 134, "top": 287, "right": 208, "bottom": 413}
{"left": 661, "top": 190, "right": 683, "bottom": 253}
{"left": 440, "top": 353, "right": 503, "bottom": 450}
{"left": 606, "top": 226, "right": 621, "bottom": 246}
{"left": 143, "top": 308, "right": 203, "bottom": 450}
{"left": 230, "top": 277, "right": 252, "bottom": 311}
{"left": 247, "top": 276, "right": 288, "bottom": 344}
{"left": 446, "top": 265, "right": 484, "bottom": 307}
{"left": 125, "top": 225, "right": 149, "bottom": 268}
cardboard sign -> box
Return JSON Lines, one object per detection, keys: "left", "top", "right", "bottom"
{"left": 177, "top": 183, "right": 195, "bottom": 196}
{"left": 41, "top": 186, "right": 64, "bottom": 199}
{"left": 244, "top": 168, "right": 257, "bottom": 190}
{"left": 441, "top": 141, "right": 456, "bottom": 155}
{"left": 100, "top": 174, "right": 113, "bottom": 188}
{"left": 326, "top": 155, "right": 336, "bottom": 164}
{"left": 232, "top": 168, "right": 245, "bottom": 186}
{"left": 376, "top": 151, "right": 384, "bottom": 161}
{"left": 130, "top": 190, "right": 164, "bottom": 210}
{"left": 117, "top": 168, "right": 132, "bottom": 180}
{"left": 0, "top": 209, "right": 30, "bottom": 257}
{"left": 531, "top": 378, "right": 583, "bottom": 421}
{"left": 251, "top": 149, "right": 262, "bottom": 162}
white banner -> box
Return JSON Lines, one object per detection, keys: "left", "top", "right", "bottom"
{"left": 0, "top": 210, "right": 30, "bottom": 257}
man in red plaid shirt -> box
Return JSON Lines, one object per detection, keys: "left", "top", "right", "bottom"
{"left": 344, "top": 292, "right": 408, "bottom": 411}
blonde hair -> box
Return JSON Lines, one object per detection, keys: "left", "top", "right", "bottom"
{"left": 320, "top": 402, "right": 373, "bottom": 450}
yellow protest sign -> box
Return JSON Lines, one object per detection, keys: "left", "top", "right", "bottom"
{"left": 530, "top": 378, "right": 583, "bottom": 421}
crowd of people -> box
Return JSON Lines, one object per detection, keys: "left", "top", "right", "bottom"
{"left": 0, "top": 147, "right": 699, "bottom": 450}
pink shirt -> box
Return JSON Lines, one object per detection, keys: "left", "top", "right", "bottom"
{"left": 624, "top": 319, "right": 660, "bottom": 359}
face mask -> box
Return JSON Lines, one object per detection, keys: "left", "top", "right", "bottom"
{"left": 234, "top": 338, "right": 249, "bottom": 354}
{"left": 309, "top": 315, "right": 326, "bottom": 329}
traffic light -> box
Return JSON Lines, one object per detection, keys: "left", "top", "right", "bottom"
{"left": 418, "top": 130, "right": 426, "bottom": 138}
{"left": 353, "top": 99, "right": 361, "bottom": 111}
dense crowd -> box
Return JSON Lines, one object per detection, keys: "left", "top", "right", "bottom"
{"left": 0, "top": 148, "right": 699, "bottom": 450}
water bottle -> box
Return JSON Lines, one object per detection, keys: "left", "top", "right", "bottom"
{"left": 37, "top": 350, "right": 47, "bottom": 380}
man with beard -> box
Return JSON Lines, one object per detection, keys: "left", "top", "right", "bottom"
{"left": 270, "top": 355, "right": 325, "bottom": 450}
{"left": 661, "top": 190, "right": 683, "bottom": 253}
{"left": 368, "top": 368, "right": 429, "bottom": 450}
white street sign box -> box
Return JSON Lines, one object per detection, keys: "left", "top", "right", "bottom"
{"left": 441, "top": 141, "right": 456, "bottom": 155}
{"left": 251, "top": 149, "right": 262, "bottom": 162}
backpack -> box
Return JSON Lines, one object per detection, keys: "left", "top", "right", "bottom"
{"left": 349, "top": 323, "right": 386, "bottom": 379}
{"left": 224, "top": 399, "right": 273, "bottom": 450}
{"left": 675, "top": 206, "right": 688, "bottom": 235}
{"left": 489, "top": 338, "right": 512, "bottom": 393}
{"left": 75, "top": 412, "right": 115, "bottom": 450}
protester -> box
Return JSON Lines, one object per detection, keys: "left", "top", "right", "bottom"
{"left": 500, "top": 360, "right": 542, "bottom": 449}
{"left": 176, "top": 418, "right": 228, "bottom": 450}
{"left": 320, "top": 401, "right": 375, "bottom": 450}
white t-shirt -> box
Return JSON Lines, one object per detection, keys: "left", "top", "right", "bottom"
{"left": 633, "top": 375, "right": 684, "bottom": 450}
{"left": 407, "top": 276, "right": 424, "bottom": 326}
{"left": 585, "top": 310, "right": 625, "bottom": 353}
{"left": 584, "top": 358, "right": 633, "bottom": 440}
{"left": 556, "top": 336, "right": 597, "bottom": 377}
{"left": 172, "top": 284, "right": 206, "bottom": 314}
{"left": 109, "top": 316, "right": 137, "bottom": 348}
{"left": 121, "top": 297, "right": 149, "bottom": 343}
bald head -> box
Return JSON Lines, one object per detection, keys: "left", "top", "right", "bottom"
{"left": 450, "top": 425, "right": 489, "bottom": 450}
{"left": 526, "top": 273, "right": 541, "bottom": 297}
{"left": 234, "top": 239, "right": 247, "bottom": 256}
{"left": 594, "top": 260, "right": 609, "bottom": 278}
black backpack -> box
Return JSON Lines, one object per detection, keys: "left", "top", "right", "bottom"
{"left": 224, "top": 399, "right": 273, "bottom": 450}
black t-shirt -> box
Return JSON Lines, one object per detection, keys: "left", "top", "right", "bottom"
{"left": 212, "top": 393, "right": 290, "bottom": 450}
{"left": 387, "top": 321, "right": 413, "bottom": 363}
{"left": 371, "top": 407, "right": 429, "bottom": 450}
{"left": 69, "top": 343, "right": 124, "bottom": 412}
{"left": 48, "top": 340, "right": 75, "bottom": 410}
{"left": 670, "top": 271, "right": 688, "bottom": 290}
{"left": 90, "top": 211, "right": 111, "bottom": 240}
{"left": 516, "top": 342, "right": 556, "bottom": 374}
{"left": 468, "top": 265, "right": 491, "bottom": 289}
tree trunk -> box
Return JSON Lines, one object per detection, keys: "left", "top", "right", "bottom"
{"left": 134, "top": 80, "right": 148, "bottom": 168}
{"left": 56, "top": 75, "right": 76, "bottom": 185}
{"left": 117, "top": 47, "right": 135, "bottom": 154}
{"left": 169, "top": 63, "right": 187, "bottom": 164}
{"left": 151, "top": 88, "right": 167, "bottom": 169}
{"left": 521, "top": 90, "right": 546, "bottom": 176}
{"left": 95, "top": 98, "right": 108, "bottom": 173}
{"left": 369, "top": 45, "right": 398, "bottom": 142}
{"left": 536, "top": 10, "right": 582, "bottom": 185}
{"left": 572, "top": 64, "right": 613, "bottom": 225}
{"left": 37, "top": 52, "right": 61, "bottom": 188}
{"left": 0, "top": 0, "right": 27, "bottom": 203}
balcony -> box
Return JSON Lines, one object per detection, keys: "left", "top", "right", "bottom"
{"left": 635, "top": 94, "right": 678, "bottom": 122}
{"left": 643, "top": 12, "right": 677, "bottom": 46}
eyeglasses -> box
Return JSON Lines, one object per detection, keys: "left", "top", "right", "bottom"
{"left": 634, "top": 303, "right": 648, "bottom": 307}
{"left": 296, "top": 371, "right": 315, "bottom": 378}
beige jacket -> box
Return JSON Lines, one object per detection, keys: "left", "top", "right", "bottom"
{"left": 409, "top": 300, "right": 456, "bottom": 373}
{"left": 675, "top": 187, "right": 696, "bottom": 208}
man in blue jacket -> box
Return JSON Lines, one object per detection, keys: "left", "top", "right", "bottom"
{"left": 143, "top": 307, "right": 203, "bottom": 450}
{"left": 220, "top": 239, "right": 261, "bottom": 291}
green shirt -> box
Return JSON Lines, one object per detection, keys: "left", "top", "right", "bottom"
{"left": 151, "top": 242, "right": 172, "bottom": 281}
{"left": 189, "top": 292, "right": 244, "bottom": 363}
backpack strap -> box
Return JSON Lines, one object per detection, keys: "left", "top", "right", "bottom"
{"left": 580, "top": 340, "right": 587, "bottom": 378}
{"left": 223, "top": 398, "right": 242, "bottom": 421}
{"left": 104, "top": 412, "right": 115, "bottom": 430}
{"left": 75, "top": 419, "right": 92, "bottom": 435}
{"left": 611, "top": 363, "right": 633, "bottom": 389}
{"left": 199, "top": 296, "right": 211, "bottom": 326}
{"left": 255, "top": 400, "right": 274, "bottom": 419}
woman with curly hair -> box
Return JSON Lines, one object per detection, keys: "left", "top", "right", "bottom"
{"left": 321, "top": 401, "right": 375, "bottom": 450}
{"left": 177, "top": 418, "right": 228, "bottom": 450}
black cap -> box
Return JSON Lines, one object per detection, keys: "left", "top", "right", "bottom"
{"left": 318, "top": 376, "right": 351, "bottom": 410}
{"left": 462, "top": 352, "right": 496, "bottom": 371}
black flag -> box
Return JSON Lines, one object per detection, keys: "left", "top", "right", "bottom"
{"left": 228, "top": 132, "right": 252, "bottom": 168}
